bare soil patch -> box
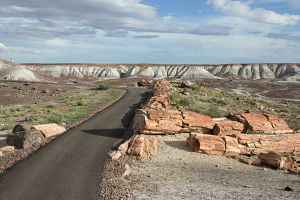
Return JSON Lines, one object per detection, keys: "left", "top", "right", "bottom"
{"left": 130, "top": 134, "right": 300, "bottom": 200}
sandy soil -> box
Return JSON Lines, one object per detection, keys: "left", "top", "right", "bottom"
{"left": 196, "top": 79, "right": 300, "bottom": 103}
{"left": 0, "top": 81, "right": 77, "bottom": 106}
{"left": 129, "top": 134, "right": 300, "bottom": 200}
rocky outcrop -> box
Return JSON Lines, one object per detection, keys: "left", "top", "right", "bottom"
{"left": 259, "top": 152, "right": 300, "bottom": 174}
{"left": 1, "top": 60, "right": 299, "bottom": 82}
{"left": 181, "top": 110, "right": 215, "bottom": 134}
{"left": 187, "top": 132, "right": 300, "bottom": 173}
{"left": 213, "top": 119, "right": 244, "bottom": 136}
{"left": 7, "top": 129, "right": 45, "bottom": 149}
{"left": 0, "top": 146, "right": 16, "bottom": 153}
{"left": 127, "top": 134, "right": 157, "bottom": 159}
{"left": 230, "top": 113, "right": 293, "bottom": 134}
{"left": 133, "top": 80, "right": 215, "bottom": 135}
{"left": 31, "top": 123, "right": 66, "bottom": 138}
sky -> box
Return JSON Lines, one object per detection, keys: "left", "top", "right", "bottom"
{"left": 0, "top": 0, "right": 300, "bottom": 64}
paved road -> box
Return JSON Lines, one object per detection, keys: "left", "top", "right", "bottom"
{"left": 0, "top": 88, "right": 149, "bottom": 200}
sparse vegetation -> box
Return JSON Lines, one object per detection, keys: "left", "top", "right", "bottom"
{"left": 170, "top": 84, "right": 300, "bottom": 130}
{"left": 0, "top": 86, "right": 119, "bottom": 130}
{"left": 98, "top": 83, "right": 109, "bottom": 90}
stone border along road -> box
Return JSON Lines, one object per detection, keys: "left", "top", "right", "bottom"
{"left": 0, "top": 87, "right": 150, "bottom": 200}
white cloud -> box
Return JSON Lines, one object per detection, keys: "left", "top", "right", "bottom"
{"left": 46, "top": 38, "right": 70, "bottom": 46}
{"left": 0, "top": 0, "right": 184, "bottom": 39}
{"left": 289, "top": 0, "right": 300, "bottom": 8}
{"left": 0, "top": 42, "right": 7, "bottom": 49}
{"left": 208, "top": 0, "right": 300, "bottom": 25}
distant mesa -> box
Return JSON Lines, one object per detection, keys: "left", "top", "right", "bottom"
{"left": 0, "top": 60, "right": 299, "bottom": 82}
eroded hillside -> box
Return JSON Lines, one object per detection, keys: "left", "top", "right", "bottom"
{"left": 1, "top": 60, "right": 300, "bottom": 82}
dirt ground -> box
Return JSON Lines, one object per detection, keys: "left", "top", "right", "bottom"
{"left": 195, "top": 78, "right": 300, "bottom": 103}
{"left": 129, "top": 134, "right": 300, "bottom": 200}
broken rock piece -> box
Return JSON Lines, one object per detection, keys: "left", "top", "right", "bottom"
{"left": 127, "top": 134, "right": 157, "bottom": 159}
{"left": 213, "top": 119, "right": 244, "bottom": 136}
{"left": 181, "top": 110, "right": 215, "bottom": 134}
{"left": 187, "top": 133, "right": 225, "bottom": 155}
{"left": 230, "top": 113, "right": 292, "bottom": 134}
{"left": 31, "top": 123, "right": 66, "bottom": 138}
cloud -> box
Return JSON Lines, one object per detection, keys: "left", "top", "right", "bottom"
{"left": 46, "top": 38, "right": 70, "bottom": 46}
{"left": 134, "top": 35, "right": 160, "bottom": 39}
{"left": 208, "top": 0, "right": 300, "bottom": 25}
{"left": 0, "top": 42, "right": 7, "bottom": 49}
{"left": 0, "top": 0, "right": 184, "bottom": 41}
{"left": 267, "top": 33, "right": 300, "bottom": 42}
{"left": 289, "top": 0, "right": 300, "bottom": 9}
{"left": 189, "top": 25, "right": 232, "bottom": 36}
{"left": 0, "top": 42, "right": 7, "bottom": 56}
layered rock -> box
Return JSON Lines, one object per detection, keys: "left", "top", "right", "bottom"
{"left": 230, "top": 113, "right": 293, "bottom": 134}
{"left": 31, "top": 123, "right": 66, "bottom": 138}
{"left": 2, "top": 60, "right": 299, "bottom": 82}
{"left": 127, "top": 134, "right": 157, "bottom": 159}
{"left": 181, "top": 110, "right": 215, "bottom": 134}
{"left": 0, "top": 146, "right": 16, "bottom": 153}
{"left": 7, "top": 129, "right": 45, "bottom": 149}
{"left": 187, "top": 132, "right": 300, "bottom": 173}
{"left": 213, "top": 119, "right": 244, "bottom": 136}
{"left": 187, "top": 133, "right": 225, "bottom": 155}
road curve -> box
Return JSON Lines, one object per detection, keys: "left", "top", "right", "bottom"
{"left": 0, "top": 88, "right": 149, "bottom": 200}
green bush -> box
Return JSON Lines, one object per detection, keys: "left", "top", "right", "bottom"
{"left": 47, "top": 102, "right": 57, "bottom": 109}
{"left": 76, "top": 100, "right": 86, "bottom": 106}
{"left": 98, "top": 83, "right": 109, "bottom": 90}
{"left": 188, "top": 106, "right": 229, "bottom": 118}
{"left": 1, "top": 124, "right": 14, "bottom": 131}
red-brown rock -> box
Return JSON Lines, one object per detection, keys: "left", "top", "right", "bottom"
{"left": 134, "top": 109, "right": 183, "bottom": 134}
{"left": 230, "top": 113, "right": 292, "bottom": 134}
{"left": 127, "top": 134, "right": 157, "bottom": 159}
{"left": 31, "top": 123, "right": 66, "bottom": 138}
{"left": 236, "top": 155, "right": 261, "bottom": 166}
{"left": 187, "top": 133, "right": 225, "bottom": 155}
{"left": 259, "top": 152, "right": 300, "bottom": 173}
{"left": 0, "top": 146, "right": 16, "bottom": 153}
{"left": 181, "top": 110, "right": 215, "bottom": 133}
{"left": 222, "top": 136, "right": 241, "bottom": 156}
{"left": 213, "top": 119, "right": 244, "bottom": 136}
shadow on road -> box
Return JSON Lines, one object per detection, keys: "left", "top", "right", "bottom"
{"left": 120, "top": 90, "right": 151, "bottom": 129}
{"left": 82, "top": 89, "right": 151, "bottom": 139}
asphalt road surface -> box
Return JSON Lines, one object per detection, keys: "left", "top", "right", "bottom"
{"left": 0, "top": 88, "right": 149, "bottom": 200}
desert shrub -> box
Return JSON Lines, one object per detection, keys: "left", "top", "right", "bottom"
{"left": 76, "top": 100, "right": 86, "bottom": 106}
{"left": 210, "top": 98, "right": 228, "bottom": 105}
{"left": 179, "top": 97, "right": 193, "bottom": 107}
{"left": 1, "top": 124, "right": 14, "bottom": 131}
{"left": 47, "top": 102, "right": 57, "bottom": 109}
{"left": 3, "top": 109, "right": 13, "bottom": 117}
{"left": 44, "top": 114, "right": 62, "bottom": 124}
{"left": 24, "top": 115, "right": 37, "bottom": 122}
{"left": 170, "top": 93, "right": 180, "bottom": 103}
{"left": 188, "top": 106, "right": 229, "bottom": 118}
{"left": 98, "top": 83, "right": 109, "bottom": 90}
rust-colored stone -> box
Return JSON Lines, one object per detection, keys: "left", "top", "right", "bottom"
{"left": 222, "top": 136, "right": 241, "bottom": 156}
{"left": 187, "top": 133, "right": 225, "bottom": 155}
{"left": 31, "top": 123, "right": 66, "bottom": 138}
{"left": 213, "top": 120, "right": 244, "bottom": 136}
{"left": 236, "top": 155, "right": 261, "bottom": 166}
{"left": 230, "top": 113, "right": 292, "bottom": 134}
{"left": 259, "top": 152, "right": 300, "bottom": 173}
{"left": 181, "top": 110, "right": 215, "bottom": 133}
{"left": 0, "top": 146, "right": 16, "bottom": 153}
{"left": 127, "top": 134, "right": 157, "bottom": 159}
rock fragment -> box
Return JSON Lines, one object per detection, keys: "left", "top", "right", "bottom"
{"left": 31, "top": 123, "right": 66, "bottom": 138}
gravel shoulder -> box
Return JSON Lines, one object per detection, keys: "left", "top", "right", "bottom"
{"left": 128, "top": 134, "right": 300, "bottom": 200}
